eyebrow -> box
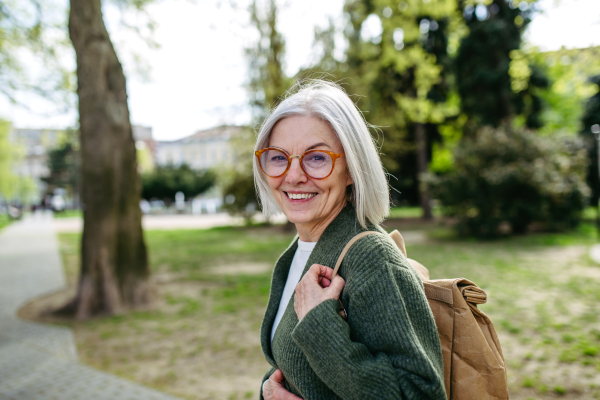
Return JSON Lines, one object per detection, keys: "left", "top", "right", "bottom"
{"left": 305, "top": 142, "right": 331, "bottom": 151}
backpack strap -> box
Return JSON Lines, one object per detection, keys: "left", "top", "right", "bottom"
{"left": 331, "top": 231, "right": 379, "bottom": 280}
{"left": 331, "top": 230, "right": 427, "bottom": 320}
{"left": 331, "top": 230, "right": 408, "bottom": 280}
{"left": 331, "top": 231, "right": 380, "bottom": 320}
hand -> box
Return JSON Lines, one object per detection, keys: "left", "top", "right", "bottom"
{"left": 263, "top": 369, "right": 303, "bottom": 400}
{"left": 294, "top": 264, "right": 345, "bottom": 321}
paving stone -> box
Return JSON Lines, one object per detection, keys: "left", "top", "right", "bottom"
{"left": 0, "top": 212, "right": 182, "bottom": 400}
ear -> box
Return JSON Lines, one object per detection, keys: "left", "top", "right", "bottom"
{"left": 346, "top": 171, "right": 353, "bottom": 186}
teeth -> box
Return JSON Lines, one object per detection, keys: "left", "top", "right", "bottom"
{"left": 288, "top": 192, "right": 317, "bottom": 200}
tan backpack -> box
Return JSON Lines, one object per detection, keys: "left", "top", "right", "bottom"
{"left": 332, "top": 230, "right": 509, "bottom": 400}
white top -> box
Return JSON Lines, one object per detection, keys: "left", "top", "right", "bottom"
{"left": 270, "top": 239, "right": 317, "bottom": 343}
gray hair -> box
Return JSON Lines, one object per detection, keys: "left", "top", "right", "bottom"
{"left": 253, "top": 80, "right": 390, "bottom": 229}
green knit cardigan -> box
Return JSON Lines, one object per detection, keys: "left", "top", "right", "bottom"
{"left": 259, "top": 205, "right": 446, "bottom": 400}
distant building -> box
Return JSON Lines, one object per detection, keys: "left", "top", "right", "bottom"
{"left": 9, "top": 128, "right": 64, "bottom": 197}
{"left": 10, "top": 125, "right": 155, "bottom": 198}
{"left": 155, "top": 125, "right": 246, "bottom": 170}
{"left": 133, "top": 125, "right": 156, "bottom": 157}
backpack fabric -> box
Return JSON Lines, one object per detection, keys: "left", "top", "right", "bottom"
{"left": 332, "top": 230, "right": 509, "bottom": 400}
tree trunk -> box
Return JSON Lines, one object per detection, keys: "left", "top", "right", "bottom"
{"left": 66, "top": 0, "right": 151, "bottom": 319}
{"left": 415, "top": 123, "right": 432, "bottom": 220}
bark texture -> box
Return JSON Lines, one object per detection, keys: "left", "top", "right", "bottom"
{"left": 68, "top": 0, "right": 151, "bottom": 319}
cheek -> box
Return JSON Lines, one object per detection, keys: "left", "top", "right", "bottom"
{"left": 267, "top": 177, "right": 283, "bottom": 196}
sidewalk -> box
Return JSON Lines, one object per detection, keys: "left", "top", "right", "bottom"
{"left": 0, "top": 212, "right": 181, "bottom": 400}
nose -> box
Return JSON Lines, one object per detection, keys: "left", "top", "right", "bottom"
{"left": 284, "top": 156, "right": 308, "bottom": 185}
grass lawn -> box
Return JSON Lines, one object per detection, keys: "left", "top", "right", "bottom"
{"left": 53, "top": 209, "right": 83, "bottom": 219}
{"left": 388, "top": 206, "right": 442, "bottom": 219}
{"left": 0, "top": 214, "right": 11, "bottom": 232}
{"left": 54, "top": 225, "right": 297, "bottom": 400}
{"left": 49, "top": 221, "right": 600, "bottom": 400}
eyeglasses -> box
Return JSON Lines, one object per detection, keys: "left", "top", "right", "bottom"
{"left": 255, "top": 147, "right": 345, "bottom": 180}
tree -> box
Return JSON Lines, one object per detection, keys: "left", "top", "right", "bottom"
{"left": 141, "top": 165, "right": 215, "bottom": 202}
{"left": 0, "top": 120, "right": 21, "bottom": 202}
{"left": 63, "top": 0, "right": 151, "bottom": 318}
{"left": 0, "top": 120, "right": 37, "bottom": 206}
{"left": 228, "top": 0, "right": 292, "bottom": 226}
{"left": 534, "top": 46, "right": 600, "bottom": 134}
{"left": 246, "top": 0, "right": 291, "bottom": 120}
{"left": 0, "top": 1, "right": 74, "bottom": 108}
{"left": 43, "top": 129, "right": 80, "bottom": 202}
{"left": 429, "top": 126, "right": 590, "bottom": 238}
{"left": 333, "top": 0, "right": 460, "bottom": 218}
{"left": 455, "top": 0, "right": 547, "bottom": 132}
{"left": 580, "top": 75, "right": 600, "bottom": 213}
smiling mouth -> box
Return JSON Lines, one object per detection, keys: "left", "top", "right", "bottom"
{"left": 285, "top": 192, "right": 317, "bottom": 200}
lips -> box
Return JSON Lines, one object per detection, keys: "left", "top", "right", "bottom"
{"left": 285, "top": 192, "right": 317, "bottom": 200}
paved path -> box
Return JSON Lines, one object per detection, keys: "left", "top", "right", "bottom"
{"left": 0, "top": 212, "right": 181, "bottom": 400}
{"left": 53, "top": 212, "right": 289, "bottom": 233}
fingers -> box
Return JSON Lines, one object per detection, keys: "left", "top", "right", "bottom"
{"left": 306, "top": 264, "right": 344, "bottom": 292}
{"left": 320, "top": 265, "right": 334, "bottom": 280}
{"left": 328, "top": 275, "right": 345, "bottom": 295}
{"left": 307, "top": 263, "right": 328, "bottom": 282}
{"left": 266, "top": 370, "right": 303, "bottom": 400}
{"left": 271, "top": 369, "right": 284, "bottom": 383}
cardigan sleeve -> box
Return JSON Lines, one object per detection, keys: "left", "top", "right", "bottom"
{"left": 290, "top": 261, "right": 446, "bottom": 400}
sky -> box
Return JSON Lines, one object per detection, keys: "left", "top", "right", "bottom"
{"left": 3, "top": 0, "right": 600, "bottom": 141}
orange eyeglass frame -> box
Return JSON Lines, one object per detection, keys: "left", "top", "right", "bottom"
{"left": 255, "top": 147, "right": 345, "bottom": 180}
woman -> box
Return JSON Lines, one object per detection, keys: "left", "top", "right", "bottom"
{"left": 254, "top": 80, "right": 446, "bottom": 400}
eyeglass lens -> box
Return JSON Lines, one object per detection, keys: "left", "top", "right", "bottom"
{"left": 260, "top": 149, "right": 334, "bottom": 179}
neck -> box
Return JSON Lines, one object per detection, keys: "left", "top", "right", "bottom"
{"left": 295, "top": 200, "right": 347, "bottom": 242}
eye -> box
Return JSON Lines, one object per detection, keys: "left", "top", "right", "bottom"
{"left": 305, "top": 153, "right": 327, "bottom": 163}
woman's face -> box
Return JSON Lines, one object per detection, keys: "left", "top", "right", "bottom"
{"left": 267, "top": 115, "right": 352, "bottom": 235}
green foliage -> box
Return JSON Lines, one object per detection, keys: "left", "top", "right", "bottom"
{"left": 455, "top": 0, "right": 547, "bottom": 131}
{"left": 312, "top": 0, "right": 463, "bottom": 205}
{"left": 221, "top": 171, "right": 259, "bottom": 222}
{"left": 535, "top": 46, "right": 600, "bottom": 134}
{"left": 0, "top": 120, "right": 19, "bottom": 199}
{"left": 0, "top": 213, "right": 11, "bottom": 232}
{"left": 429, "top": 126, "right": 590, "bottom": 237}
{"left": 0, "top": 120, "right": 36, "bottom": 202}
{"left": 141, "top": 165, "right": 215, "bottom": 202}
{"left": 579, "top": 74, "right": 600, "bottom": 206}
{"left": 42, "top": 128, "right": 79, "bottom": 196}
{"left": 581, "top": 75, "right": 600, "bottom": 135}
{"left": 246, "top": 0, "right": 292, "bottom": 120}
{"left": 0, "top": 0, "right": 74, "bottom": 106}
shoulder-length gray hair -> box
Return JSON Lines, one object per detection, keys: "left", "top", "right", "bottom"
{"left": 253, "top": 80, "right": 390, "bottom": 229}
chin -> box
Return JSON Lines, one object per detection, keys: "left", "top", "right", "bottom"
{"left": 282, "top": 209, "right": 313, "bottom": 225}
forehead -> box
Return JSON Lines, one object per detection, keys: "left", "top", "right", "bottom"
{"left": 269, "top": 115, "right": 342, "bottom": 152}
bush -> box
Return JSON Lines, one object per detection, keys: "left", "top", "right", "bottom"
{"left": 221, "top": 170, "right": 259, "bottom": 223}
{"left": 141, "top": 165, "right": 215, "bottom": 202}
{"left": 428, "top": 126, "right": 590, "bottom": 238}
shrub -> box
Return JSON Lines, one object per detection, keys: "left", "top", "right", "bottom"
{"left": 221, "top": 170, "right": 259, "bottom": 223}
{"left": 428, "top": 126, "right": 590, "bottom": 238}
{"left": 141, "top": 165, "right": 215, "bottom": 202}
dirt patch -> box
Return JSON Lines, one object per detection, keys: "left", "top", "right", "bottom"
{"left": 207, "top": 263, "right": 272, "bottom": 276}
{"left": 19, "top": 279, "right": 270, "bottom": 400}
{"left": 22, "top": 230, "right": 600, "bottom": 400}
{"left": 18, "top": 287, "right": 76, "bottom": 322}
